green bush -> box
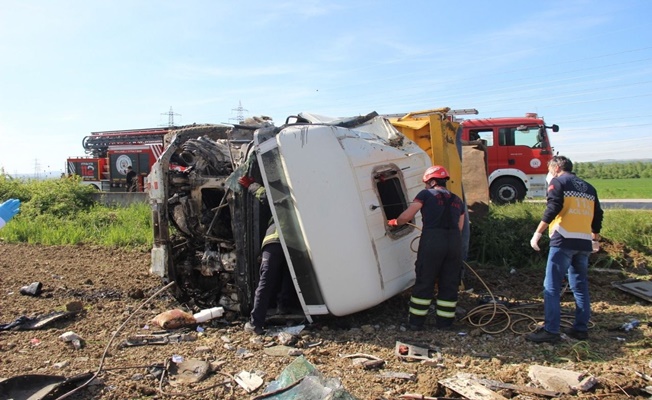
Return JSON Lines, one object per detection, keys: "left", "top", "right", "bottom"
{"left": 20, "top": 176, "right": 97, "bottom": 218}
{"left": 469, "top": 203, "right": 652, "bottom": 270}
{"left": 0, "top": 174, "right": 151, "bottom": 249}
{"left": 469, "top": 203, "right": 548, "bottom": 269}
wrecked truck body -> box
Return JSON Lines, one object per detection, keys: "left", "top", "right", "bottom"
{"left": 147, "top": 112, "right": 432, "bottom": 322}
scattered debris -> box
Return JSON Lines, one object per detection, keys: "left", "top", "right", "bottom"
{"left": 193, "top": 306, "right": 224, "bottom": 323}
{"left": 399, "top": 394, "right": 453, "bottom": 400}
{"left": 477, "top": 378, "right": 559, "bottom": 397}
{"left": 341, "top": 353, "right": 385, "bottom": 370}
{"left": 635, "top": 370, "right": 652, "bottom": 382}
{"left": 210, "top": 360, "right": 227, "bottom": 371}
{"left": 287, "top": 348, "right": 303, "bottom": 356}
{"left": 119, "top": 331, "right": 197, "bottom": 347}
{"left": 19, "top": 281, "right": 43, "bottom": 296}
{"left": 277, "top": 331, "right": 298, "bottom": 346}
{"left": 150, "top": 309, "right": 196, "bottom": 329}
{"left": 620, "top": 319, "right": 640, "bottom": 332}
{"left": 168, "top": 358, "right": 210, "bottom": 385}
{"left": 258, "top": 356, "right": 355, "bottom": 399}
{"left": 612, "top": 279, "right": 652, "bottom": 302}
{"left": 234, "top": 370, "right": 264, "bottom": 393}
{"left": 264, "top": 345, "right": 295, "bottom": 357}
{"left": 59, "top": 331, "right": 83, "bottom": 350}
{"left": 266, "top": 324, "right": 305, "bottom": 337}
{"left": 395, "top": 340, "right": 441, "bottom": 363}
{"left": 0, "top": 373, "right": 93, "bottom": 400}
{"left": 527, "top": 365, "right": 597, "bottom": 394}
{"left": 380, "top": 371, "right": 416, "bottom": 381}
{"left": 439, "top": 374, "right": 508, "bottom": 400}
{"left": 0, "top": 311, "right": 78, "bottom": 331}
{"left": 236, "top": 348, "right": 254, "bottom": 359}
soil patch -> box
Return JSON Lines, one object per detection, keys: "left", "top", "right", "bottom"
{"left": 1, "top": 243, "right": 651, "bottom": 399}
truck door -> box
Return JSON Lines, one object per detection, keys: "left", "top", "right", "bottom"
{"left": 497, "top": 125, "right": 547, "bottom": 176}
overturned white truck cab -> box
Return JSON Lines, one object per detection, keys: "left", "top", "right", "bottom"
{"left": 147, "top": 112, "right": 432, "bottom": 322}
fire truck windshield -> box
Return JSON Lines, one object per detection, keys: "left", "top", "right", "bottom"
{"left": 501, "top": 126, "right": 547, "bottom": 149}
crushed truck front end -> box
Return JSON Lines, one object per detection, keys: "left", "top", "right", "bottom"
{"left": 148, "top": 114, "right": 431, "bottom": 321}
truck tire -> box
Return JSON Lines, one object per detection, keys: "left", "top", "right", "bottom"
{"left": 490, "top": 177, "right": 526, "bottom": 205}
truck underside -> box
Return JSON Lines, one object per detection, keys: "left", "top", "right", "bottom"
{"left": 148, "top": 113, "right": 432, "bottom": 322}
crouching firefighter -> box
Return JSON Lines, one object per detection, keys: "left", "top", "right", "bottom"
{"left": 388, "top": 165, "right": 464, "bottom": 331}
{"left": 238, "top": 175, "right": 295, "bottom": 335}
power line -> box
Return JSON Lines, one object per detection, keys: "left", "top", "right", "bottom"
{"left": 229, "top": 101, "right": 248, "bottom": 124}
{"left": 161, "top": 106, "right": 181, "bottom": 127}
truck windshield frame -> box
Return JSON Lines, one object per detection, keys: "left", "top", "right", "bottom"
{"left": 256, "top": 139, "right": 325, "bottom": 319}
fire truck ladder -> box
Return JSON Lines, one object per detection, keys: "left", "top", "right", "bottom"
{"left": 82, "top": 128, "right": 171, "bottom": 157}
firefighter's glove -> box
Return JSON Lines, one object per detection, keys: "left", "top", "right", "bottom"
{"left": 238, "top": 176, "right": 255, "bottom": 188}
{"left": 530, "top": 232, "right": 542, "bottom": 251}
{"left": 388, "top": 219, "right": 399, "bottom": 227}
{"left": 0, "top": 198, "right": 21, "bottom": 228}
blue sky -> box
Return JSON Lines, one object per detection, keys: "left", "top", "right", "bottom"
{"left": 1, "top": 0, "right": 651, "bottom": 176}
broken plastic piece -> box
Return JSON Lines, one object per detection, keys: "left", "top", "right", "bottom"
{"left": 234, "top": 370, "right": 264, "bottom": 393}
{"left": 59, "top": 331, "right": 83, "bottom": 350}
{"left": 262, "top": 356, "right": 356, "bottom": 399}
{"left": 621, "top": 319, "right": 640, "bottom": 332}
{"left": 193, "top": 306, "right": 224, "bottom": 323}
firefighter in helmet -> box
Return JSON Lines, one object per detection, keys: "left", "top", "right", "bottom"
{"left": 388, "top": 165, "right": 465, "bottom": 330}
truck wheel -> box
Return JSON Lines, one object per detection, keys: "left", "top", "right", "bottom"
{"left": 490, "top": 177, "right": 526, "bottom": 205}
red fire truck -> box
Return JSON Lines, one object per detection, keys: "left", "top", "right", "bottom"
{"left": 460, "top": 113, "right": 559, "bottom": 204}
{"left": 66, "top": 127, "right": 170, "bottom": 192}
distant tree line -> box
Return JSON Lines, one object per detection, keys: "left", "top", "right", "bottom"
{"left": 574, "top": 161, "right": 652, "bottom": 179}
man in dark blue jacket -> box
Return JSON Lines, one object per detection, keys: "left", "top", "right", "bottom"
{"left": 527, "top": 156, "right": 604, "bottom": 343}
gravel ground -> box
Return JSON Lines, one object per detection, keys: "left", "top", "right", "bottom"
{"left": 0, "top": 242, "right": 651, "bottom": 399}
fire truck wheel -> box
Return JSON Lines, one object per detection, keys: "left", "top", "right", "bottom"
{"left": 490, "top": 177, "right": 526, "bottom": 205}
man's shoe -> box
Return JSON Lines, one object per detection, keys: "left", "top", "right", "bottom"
{"left": 435, "top": 318, "right": 454, "bottom": 331}
{"left": 244, "top": 322, "right": 264, "bottom": 335}
{"left": 526, "top": 328, "right": 561, "bottom": 343}
{"left": 562, "top": 327, "right": 589, "bottom": 340}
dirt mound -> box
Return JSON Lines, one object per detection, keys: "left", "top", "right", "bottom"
{"left": 0, "top": 243, "right": 650, "bottom": 399}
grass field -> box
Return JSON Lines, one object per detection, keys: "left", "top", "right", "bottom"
{"left": 585, "top": 178, "right": 652, "bottom": 199}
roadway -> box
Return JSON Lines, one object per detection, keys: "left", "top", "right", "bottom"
{"left": 526, "top": 199, "right": 652, "bottom": 210}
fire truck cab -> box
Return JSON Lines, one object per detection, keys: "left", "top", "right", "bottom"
{"left": 460, "top": 113, "right": 558, "bottom": 204}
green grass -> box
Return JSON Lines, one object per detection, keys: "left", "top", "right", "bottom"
{"left": 1, "top": 175, "right": 650, "bottom": 271}
{"left": 0, "top": 202, "right": 152, "bottom": 249}
{"left": 469, "top": 203, "right": 652, "bottom": 270}
{"left": 585, "top": 178, "right": 652, "bottom": 199}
